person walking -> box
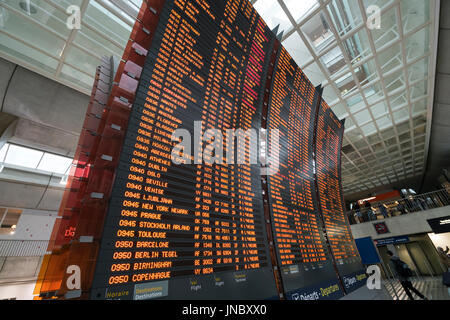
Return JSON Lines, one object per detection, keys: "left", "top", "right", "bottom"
{"left": 354, "top": 202, "right": 362, "bottom": 223}
{"left": 437, "top": 246, "right": 450, "bottom": 270}
{"left": 387, "top": 250, "right": 428, "bottom": 300}
{"left": 364, "top": 201, "right": 375, "bottom": 221}
{"left": 377, "top": 203, "right": 389, "bottom": 219}
{"left": 396, "top": 201, "right": 407, "bottom": 215}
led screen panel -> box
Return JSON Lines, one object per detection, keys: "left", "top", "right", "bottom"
{"left": 266, "top": 46, "right": 343, "bottom": 300}
{"left": 315, "top": 100, "right": 366, "bottom": 293}
{"left": 90, "top": 0, "right": 279, "bottom": 300}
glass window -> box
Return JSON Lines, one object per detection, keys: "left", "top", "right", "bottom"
{"left": 357, "top": 58, "right": 378, "bottom": 87}
{"left": 0, "top": 144, "right": 9, "bottom": 162}
{"left": 384, "top": 69, "right": 405, "bottom": 95}
{"left": 344, "top": 117, "right": 356, "bottom": 131}
{"left": 406, "top": 26, "right": 429, "bottom": 63}
{"left": 399, "top": 131, "right": 411, "bottom": 143}
{"left": 347, "top": 151, "right": 359, "bottom": 160}
{"left": 37, "top": 153, "right": 73, "bottom": 174}
{"left": 333, "top": 70, "right": 358, "bottom": 96}
{"left": 346, "top": 127, "right": 364, "bottom": 143}
{"left": 370, "top": 7, "right": 399, "bottom": 51}
{"left": 84, "top": 0, "right": 132, "bottom": 47}
{"left": 385, "top": 137, "right": 397, "bottom": 147}
{"left": 414, "top": 143, "right": 425, "bottom": 152}
{"left": 361, "top": 121, "right": 377, "bottom": 136}
{"left": 389, "top": 92, "right": 408, "bottom": 111}
{"left": 342, "top": 28, "right": 372, "bottom": 64}
{"left": 303, "top": 62, "right": 326, "bottom": 86}
{"left": 367, "top": 134, "right": 381, "bottom": 144}
{"left": 413, "top": 114, "right": 427, "bottom": 127}
{"left": 393, "top": 107, "right": 410, "bottom": 124}
{"left": 379, "top": 43, "right": 402, "bottom": 74}
{"left": 64, "top": 45, "right": 102, "bottom": 77}
{"left": 400, "top": 141, "right": 412, "bottom": 150}
{"left": 331, "top": 103, "right": 348, "bottom": 119}
{"left": 73, "top": 27, "right": 123, "bottom": 61}
{"left": 4, "top": 144, "right": 43, "bottom": 169}
{"left": 322, "top": 85, "right": 340, "bottom": 105}
{"left": 412, "top": 99, "right": 427, "bottom": 116}
{"left": 353, "top": 138, "right": 369, "bottom": 151}
{"left": 329, "top": 62, "right": 350, "bottom": 81}
{"left": 376, "top": 115, "right": 392, "bottom": 130}
{"left": 282, "top": 31, "right": 313, "bottom": 67}
{"left": 60, "top": 64, "right": 94, "bottom": 90}
{"left": 401, "top": 0, "right": 429, "bottom": 33}
{"left": 346, "top": 93, "right": 366, "bottom": 113}
{"left": 254, "top": 0, "right": 293, "bottom": 35}
{"left": 363, "top": 82, "right": 384, "bottom": 105}
{"left": 320, "top": 45, "right": 346, "bottom": 75}
{"left": 0, "top": 5, "right": 66, "bottom": 58}
{"left": 128, "top": 0, "right": 143, "bottom": 9}
{"left": 410, "top": 79, "right": 428, "bottom": 100}
{"left": 47, "top": 0, "right": 83, "bottom": 8}
{"left": 370, "top": 100, "right": 389, "bottom": 118}
{"left": 284, "top": 0, "right": 318, "bottom": 23}
{"left": 397, "top": 121, "right": 410, "bottom": 134}
{"left": 381, "top": 127, "right": 395, "bottom": 139}
{"left": 415, "top": 135, "right": 426, "bottom": 145}
{"left": 300, "top": 11, "right": 336, "bottom": 53}
{"left": 327, "top": 0, "right": 363, "bottom": 37}
{"left": 4, "top": 0, "right": 71, "bottom": 36}
{"left": 408, "top": 56, "right": 428, "bottom": 83}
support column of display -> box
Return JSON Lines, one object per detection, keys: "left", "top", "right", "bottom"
{"left": 313, "top": 96, "right": 367, "bottom": 295}
{"left": 265, "top": 45, "right": 344, "bottom": 300}
{"left": 311, "top": 86, "right": 346, "bottom": 295}
{"left": 261, "top": 39, "right": 285, "bottom": 300}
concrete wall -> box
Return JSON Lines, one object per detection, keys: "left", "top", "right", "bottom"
{"left": 350, "top": 206, "right": 450, "bottom": 239}
{"left": 0, "top": 208, "right": 57, "bottom": 241}
{"left": 0, "top": 58, "right": 89, "bottom": 157}
{"left": 0, "top": 208, "right": 56, "bottom": 300}
{"left": 0, "top": 256, "right": 42, "bottom": 280}
{"left": 0, "top": 256, "right": 42, "bottom": 300}
{"left": 0, "top": 168, "right": 64, "bottom": 211}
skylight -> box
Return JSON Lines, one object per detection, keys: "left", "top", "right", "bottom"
{"left": 0, "top": 143, "right": 72, "bottom": 176}
{"left": 37, "top": 153, "right": 73, "bottom": 175}
{"left": 4, "top": 144, "right": 43, "bottom": 169}
{"left": 284, "top": 0, "right": 319, "bottom": 22}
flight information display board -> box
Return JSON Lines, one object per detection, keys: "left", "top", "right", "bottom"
{"left": 90, "top": 0, "right": 279, "bottom": 300}
{"left": 315, "top": 100, "right": 366, "bottom": 293}
{"left": 266, "top": 47, "right": 343, "bottom": 300}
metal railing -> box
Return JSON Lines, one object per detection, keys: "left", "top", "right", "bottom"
{"left": 0, "top": 240, "right": 49, "bottom": 257}
{"left": 347, "top": 189, "right": 450, "bottom": 225}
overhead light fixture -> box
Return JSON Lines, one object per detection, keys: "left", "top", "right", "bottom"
{"left": 358, "top": 196, "right": 376, "bottom": 204}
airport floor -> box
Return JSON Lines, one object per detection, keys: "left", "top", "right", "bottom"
{"left": 384, "top": 277, "right": 450, "bottom": 300}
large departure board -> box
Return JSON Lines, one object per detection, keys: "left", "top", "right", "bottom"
{"left": 265, "top": 47, "right": 343, "bottom": 300}
{"left": 315, "top": 100, "right": 366, "bottom": 293}
{"left": 90, "top": 0, "right": 280, "bottom": 300}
